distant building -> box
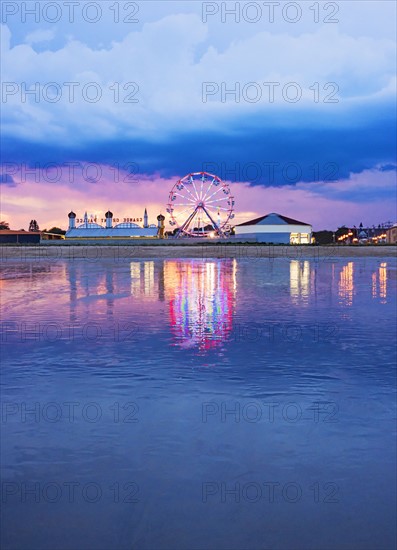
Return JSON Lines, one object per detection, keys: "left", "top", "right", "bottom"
{"left": 0, "top": 230, "right": 41, "bottom": 244}
{"left": 337, "top": 226, "right": 389, "bottom": 245}
{"left": 65, "top": 209, "right": 158, "bottom": 239}
{"left": 0, "top": 230, "right": 64, "bottom": 243}
{"left": 234, "top": 213, "right": 312, "bottom": 244}
{"left": 41, "top": 232, "right": 64, "bottom": 240}
{"left": 386, "top": 224, "right": 397, "bottom": 244}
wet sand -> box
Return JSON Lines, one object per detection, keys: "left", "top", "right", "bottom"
{"left": 1, "top": 244, "right": 396, "bottom": 260}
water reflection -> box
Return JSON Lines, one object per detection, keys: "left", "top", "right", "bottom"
{"left": 339, "top": 261, "right": 354, "bottom": 306}
{"left": 372, "top": 262, "right": 388, "bottom": 303}
{"left": 1, "top": 256, "right": 396, "bottom": 550}
{"left": 336, "top": 261, "right": 390, "bottom": 306}
{"left": 64, "top": 258, "right": 238, "bottom": 350}
{"left": 164, "top": 259, "right": 237, "bottom": 350}
{"left": 3, "top": 258, "right": 392, "bottom": 351}
{"left": 130, "top": 261, "right": 156, "bottom": 297}
{"left": 290, "top": 260, "right": 310, "bottom": 303}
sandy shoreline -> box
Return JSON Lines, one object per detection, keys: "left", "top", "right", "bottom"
{"left": 1, "top": 244, "right": 396, "bottom": 260}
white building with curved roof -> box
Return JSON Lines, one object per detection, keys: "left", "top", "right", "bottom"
{"left": 65, "top": 210, "right": 158, "bottom": 239}
{"left": 234, "top": 213, "right": 312, "bottom": 244}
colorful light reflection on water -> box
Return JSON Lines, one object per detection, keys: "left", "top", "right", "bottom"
{"left": 164, "top": 259, "right": 236, "bottom": 350}
{"left": 1, "top": 255, "right": 396, "bottom": 550}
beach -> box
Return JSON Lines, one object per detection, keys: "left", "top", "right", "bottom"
{"left": 1, "top": 244, "right": 396, "bottom": 261}
{"left": 2, "top": 252, "right": 396, "bottom": 550}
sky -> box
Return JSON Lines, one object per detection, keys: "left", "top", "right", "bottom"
{"left": 1, "top": 0, "right": 396, "bottom": 231}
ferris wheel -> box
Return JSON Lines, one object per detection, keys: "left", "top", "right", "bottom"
{"left": 167, "top": 172, "right": 235, "bottom": 237}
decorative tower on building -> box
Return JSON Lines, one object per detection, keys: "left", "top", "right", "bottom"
{"left": 105, "top": 210, "right": 113, "bottom": 229}
{"left": 144, "top": 208, "right": 149, "bottom": 228}
{"left": 157, "top": 214, "right": 165, "bottom": 239}
{"left": 68, "top": 211, "right": 76, "bottom": 230}
{"left": 84, "top": 212, "right": 88, "bottom": 228}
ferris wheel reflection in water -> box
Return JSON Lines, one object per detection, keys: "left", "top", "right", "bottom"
{"left": 62, "top": 259, "right": 390, "bottom": 351}
{"left": 164, "top": 259, "right": 237, "bottom": 350}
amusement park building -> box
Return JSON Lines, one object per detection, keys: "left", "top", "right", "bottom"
{"left": 386, "top": 224, "right": 397, "bottom": 244}
{"left": 234, "top": 213, "right": 313, "bottom": 244}
{"left": 65, "top": 209, "right": 161, "bottom": 239}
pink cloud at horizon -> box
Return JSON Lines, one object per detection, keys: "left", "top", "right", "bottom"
{"left": 1, "top": 165, "right": 395, "bottom": 232}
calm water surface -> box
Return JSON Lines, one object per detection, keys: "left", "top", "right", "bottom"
{"left": 1, "top": 256, "right": 396, "bottom": 550}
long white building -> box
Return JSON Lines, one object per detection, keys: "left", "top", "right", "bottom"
{"left": 234, "top": 213, "right": 313, "bottom": 244}
{"left": 65, "top": 209, "right": 159, "bottom": 239}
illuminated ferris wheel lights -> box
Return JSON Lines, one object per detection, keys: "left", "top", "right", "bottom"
{"left": 167, "top": 171, "right": 235, "bottom": 238}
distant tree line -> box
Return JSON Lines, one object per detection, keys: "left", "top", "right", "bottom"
{"left": 0, "top": 220, "right": 66, "bottom": 235}
{"left": 43, "top": 227, "right": 66, "bottom": 235}
{"left": 313, "top": 230, "right": 334, "bottom": 244}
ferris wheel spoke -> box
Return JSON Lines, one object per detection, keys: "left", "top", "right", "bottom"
{"left": 204, "top": 203, "right": 226, "bottom": 214}
{"left": 205, "top": 199, "right": 225, "bottom": 208}
{"left": 201, "top": 177, "right": 221, "bottom": 202}
{"left": 174, "top": 206, "right": 195, "bottom": 221}
{"left": 178, "top": 206, "right": 201, "bottom": 234}
{"left": 212, "top": 206, "right": 229, "bottom": 212}
{"left": 172, "top": 192, "right": 196, "bottom": 203}
{"left": 203, "top": 184, "right": 226, "bottom": 203}
{"left": 204, "top": 205, "right": 224, "bottom": 220}
{"left": 179, "top": 185, "right": 196, "bottom": 201}
{"left": 199, "top": 177, "right": 205, "bottom": 201}
{"left": 201, "top": 182, "right": 221, "bottom": 202}
{"left": 191, "top": 179, "right": 200, "bottom": 201}
{"left": 173, "top": 205, "right": 193, "bottom": 215}
{"left": 207, "top": 195, "right": 229, "bottom": 202}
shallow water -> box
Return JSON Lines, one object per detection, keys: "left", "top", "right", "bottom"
{"left": 1, "top": 256, "right": 396, "bottom": 550}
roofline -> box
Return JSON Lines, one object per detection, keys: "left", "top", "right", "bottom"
{"left": 236, "top": 213, "right": 311, "bottom": 227}
{"left": 0, "top": 230, "right": 41, "bottom": 234}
